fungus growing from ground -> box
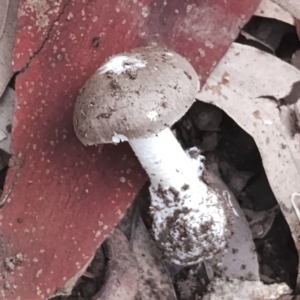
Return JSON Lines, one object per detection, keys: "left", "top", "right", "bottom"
{"left": 73, "top": 47, "right": 232, "bottom": 265}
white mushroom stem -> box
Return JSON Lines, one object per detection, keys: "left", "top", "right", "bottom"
{"left": 129, "top": 128, "right": 231, "bottom": 266}
{"left": 129, "top": 128, "right": 204, "bottom": 192}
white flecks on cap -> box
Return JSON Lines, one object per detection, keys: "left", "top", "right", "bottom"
{"left": 146, "top": 110, "right": 158, "bottom": 121}
{"left": 99, "top": 55, "right": 147, "bottom": 75}
{"left": 112, "top": 132, "right": 129, "bottom": 143}
{"left": 263, "top": 119, "right": 273, "bottom": 125}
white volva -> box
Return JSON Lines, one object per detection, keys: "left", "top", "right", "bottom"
{"left": 129, "top": 128, "right": 230, "bottom": 265}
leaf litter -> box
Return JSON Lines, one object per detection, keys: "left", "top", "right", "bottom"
{"left": 2, "top": 2, "right": 300, "bottom": 300}
{"left": 51, "top": 96, "right": 298, "bottom": 299}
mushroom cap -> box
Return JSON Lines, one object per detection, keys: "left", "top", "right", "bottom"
{"left": 73, "top": 47, "right": 199, "bottom": 145}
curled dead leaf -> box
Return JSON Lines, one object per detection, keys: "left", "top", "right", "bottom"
{"left": 0, "top": 0, "right": 19, "bottom": 98}
{"left": 255, "top": 0, "right": 294, "bottom": 25}
{"left": 92, "top": 229, "right": 139, "bottom": 300}
{"left": 198, "top": 42, "right": 300, "bottom": 288}
{"left": 271, "top": 0, "right": 300, "bottom": 20}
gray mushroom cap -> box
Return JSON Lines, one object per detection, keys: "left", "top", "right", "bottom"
{"left": 73, "top": 47, "right": 199, "bottom": 145}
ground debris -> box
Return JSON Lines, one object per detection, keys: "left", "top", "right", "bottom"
{"left": 91, "top": 229, "right": 139, "bottom": 300}
{"left": 0, "top": 87, "right": 14, "bottom": 154}
{"left": 177, "top": 277, "right": 197, "bottom": 300}
{"left": 203, "top": 278, "right": 292, "bottom": 300}
{"left": 5, "top": 253, "right": 23, "bottom": 271}
{"left": 132, "top": 217, "right": 176, "bottom": 300}
{"left": 243, "top": 206, "right": 280, "bottom": 239}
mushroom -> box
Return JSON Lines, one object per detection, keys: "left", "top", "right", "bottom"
{"left": 73, "top": 47, "right": 232, "bottom": 266}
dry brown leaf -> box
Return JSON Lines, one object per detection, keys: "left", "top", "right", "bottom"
{"left": 255, "top": 0, "right": 294, "bottom": 25}
{"left": 204, "top": 157, "right": 260, "bottom": 281}
{"left": 203, "top": 278, "right": 291, "bottom": 300}
{"left": 93, "top": 229, "right": 139, "bottom": 300}
{"left": 132, "top": 217, "right": 177, "bottom": 300}
{"left": 271, "top": 0, "right": 300, "bottom": 19}
{"left": 0, "top": 0, "right": 19, "bottom": 98}
{"left": 0, "top": 86, "right": 14, "bottom": 153}
{"left": 198, "top": 42, "right": 300, "bottom": 282}
{"left": 0, "top": 1, "right": 9, "bottom": 39}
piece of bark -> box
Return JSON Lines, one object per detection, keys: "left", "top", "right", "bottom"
{"left": 92, "top": 229, "right": 139, "bottom": 300}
